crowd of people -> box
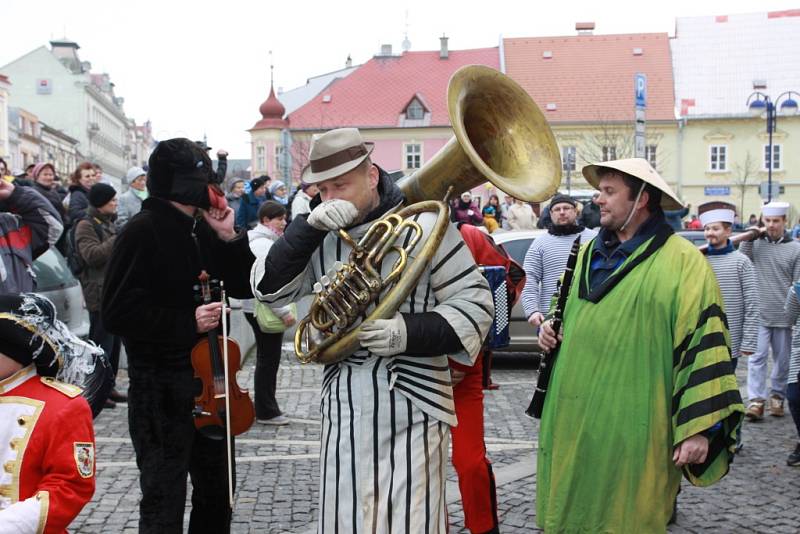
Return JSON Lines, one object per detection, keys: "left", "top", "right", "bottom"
{"left": 0, "top": 124, "right": 797, "bottom": 534}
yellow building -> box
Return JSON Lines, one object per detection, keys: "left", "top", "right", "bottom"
{"left": 672, "top": 10, "right": 800, "bottom": 221}
{"left": 677, "top": 115, "right": 800, "bottom": 221}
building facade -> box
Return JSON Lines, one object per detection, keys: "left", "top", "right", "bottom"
{"left": 250, "top": 39, "right": 500, "bottom": 199}
{"left": 8, "top": 107, "right": 41, "bottom": 172}
{"left": 40, "top": 123, "right": 80, "bottom": 179}
{"left": 0, "top": 75, "right": 9, "bottom": 165}
{"left": 503, "top": 29, "right": 679, "bottom": 199}
{"left": 1, "top": 40, "right": 148, "bottom": 185}
{"left": 672, "top": 10, "right": 800, "bottom": 218}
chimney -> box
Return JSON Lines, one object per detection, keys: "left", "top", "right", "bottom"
{"left": 576, "top": 22, "right": 595, "bottom": 35}
{"left": 440, "top": 34, "right": 449, "bottom": 59}
{"left": 50, "top": 39, "right": 83, "bottom": 73}
{"left": 380, "top": 44, "right": 392, "bottom": 56}
{"left": 346, "top": 54, "right": 352, "bottom": 68}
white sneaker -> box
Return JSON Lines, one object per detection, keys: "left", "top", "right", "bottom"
{"left": 258, "top": 415, "right": 290, "bottom": 426}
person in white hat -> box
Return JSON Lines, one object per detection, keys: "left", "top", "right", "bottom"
{"left": 116, "top": 166, "right": 147, "bottom": 227}
{"left": 739, "top": 201, "right": 800, "bottom": 421}
{"left": 536, "top": 158, "right": 743, "bottom": 532}
{"left": 700, "top": 205, "right": 759, "bottom": 451}
{"left": 251, "top": 127, "right": 492, "bottom": 532}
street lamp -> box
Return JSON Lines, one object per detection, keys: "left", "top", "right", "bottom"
{"left": 746, "top": 90, "right": 799, "bottom": 202}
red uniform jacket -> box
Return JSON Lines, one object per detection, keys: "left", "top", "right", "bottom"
{"left": 0, "top": 365, "right": 95, "bottom": 533}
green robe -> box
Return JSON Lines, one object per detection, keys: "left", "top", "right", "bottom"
{"left": 536, "top": 227, "right": 744, "bottom": 533}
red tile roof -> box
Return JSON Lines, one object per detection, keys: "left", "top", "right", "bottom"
{"left": 503, "top": 33, "right": 675, "bottom": 122}
{"left": 286, "top": 47, "right": 499, "bottom": 130}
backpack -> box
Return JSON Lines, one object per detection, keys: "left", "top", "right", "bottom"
{"left": 65, "top": 217, "right": 103, "bottom": 276}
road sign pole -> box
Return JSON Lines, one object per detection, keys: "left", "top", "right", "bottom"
{"left": 635, "top": 73, "right": 647, "bottom": 159}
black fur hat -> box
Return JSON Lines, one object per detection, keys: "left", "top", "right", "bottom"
{"left": 147, "top": 138, "right": 216, "bottom": 209}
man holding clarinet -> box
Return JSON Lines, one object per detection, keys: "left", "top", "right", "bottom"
{"left": 534, "top": 158, "right": 744, "bottom": 532}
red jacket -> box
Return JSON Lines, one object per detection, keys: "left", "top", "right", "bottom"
{"left": 0, "top": 365, "right": 95, "bottom": 533}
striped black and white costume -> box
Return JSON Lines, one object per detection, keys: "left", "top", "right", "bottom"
{"left": 253, "top": 172, "right": 493, "bottom": 533}
{"left": 705, "top": 247, "right": 758, "bottom": 358}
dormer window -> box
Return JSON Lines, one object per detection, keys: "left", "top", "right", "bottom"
{"left": 406, "top": 99, "right": 424, "bottom": 120}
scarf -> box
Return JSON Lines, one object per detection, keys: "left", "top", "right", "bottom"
{"left": 550, "top": 223, "right": 585, "bottom": 236}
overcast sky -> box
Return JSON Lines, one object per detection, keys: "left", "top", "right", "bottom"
{"left": 2, "top": 0, "right": 796, "bottom": 159}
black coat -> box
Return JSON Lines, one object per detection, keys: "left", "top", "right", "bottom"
{"left": 32, "top": 181, "right": 67, "bottom": 222}
{"left": 68, "top": 184, "right": 90, "bottom": 223}
{"left": 578, "top": 201, "right": 601, "bottom": 229}
{"left": 101, "top": 197, "right": 255, "bottom": 365}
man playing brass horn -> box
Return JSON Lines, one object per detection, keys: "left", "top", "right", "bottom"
{"left": 252, "top": 128, "right": 493, "bottom": 532}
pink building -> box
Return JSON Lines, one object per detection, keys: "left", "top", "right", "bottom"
{"left": 249, "top": 39, "right": 500, "bottom": 195}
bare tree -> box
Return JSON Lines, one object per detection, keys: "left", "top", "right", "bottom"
{"left": 577, "top": 117, "right": 667, "bottom": 174}
{"left": 580, "top": 119, "right": 635, "bottom": 166}
{"left": 732, "top": 151, "right": 759, "bottom": 219}
{"left": 289, "top": 138, "right": 312, "bottom": 188}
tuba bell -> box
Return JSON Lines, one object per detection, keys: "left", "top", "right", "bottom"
{"left": 295, "top": 64, "right": 562, "bottom": 365}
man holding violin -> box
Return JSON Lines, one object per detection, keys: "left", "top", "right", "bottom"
{"left": 102, "top": 138, "right": 255, "bottom": 533}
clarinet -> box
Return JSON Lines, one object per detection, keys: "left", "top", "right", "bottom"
{"left": 526, "top": 235, "right": 582, "bottom": 419}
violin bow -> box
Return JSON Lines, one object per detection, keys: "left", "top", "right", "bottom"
{"left": 220, "top": 281, "right": 235, "bottom": 508}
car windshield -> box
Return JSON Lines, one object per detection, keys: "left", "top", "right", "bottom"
{"left": 32, "top": 248, "right": 77, "bottom": 291}
{"left": 502, "top": 238, "right": 534, "bottom": 265}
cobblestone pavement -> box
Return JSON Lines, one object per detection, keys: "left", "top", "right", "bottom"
{"left": 72, "top": 351, "right": 800, "bottom": 533}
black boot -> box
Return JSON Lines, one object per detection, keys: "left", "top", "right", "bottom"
{"left": 788, "top": 443, "right": 800, "bottom": 466}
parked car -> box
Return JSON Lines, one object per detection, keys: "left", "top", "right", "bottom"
{"left": 490, "top": 229, "right": 547, "bottom": 353}
{"left": 31, "top": 247, "right": 91, "bottom": 338}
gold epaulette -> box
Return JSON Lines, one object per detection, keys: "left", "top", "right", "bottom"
{"left": 40, "top": 377, "right": 83, "bottom": 398}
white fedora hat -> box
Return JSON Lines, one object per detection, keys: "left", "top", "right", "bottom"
{"left": 307, "top": 128, "right": 374, "bottom": 184}
{"left": 582, "top": 158, "right": 683, "bottom": 210}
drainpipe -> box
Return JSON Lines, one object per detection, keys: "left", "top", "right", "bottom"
{"left": 498, "top": 34, "right": 506, "bottom": 74}
{"left": 676, "top": 117, "right": 685, "bottom": 200}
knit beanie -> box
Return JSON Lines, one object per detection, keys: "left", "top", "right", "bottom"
{"left": 125, "top": 166, "right": 146, "bottom": 185}
{"left": 269, "top": 181, "right": 286, "bottom": 196}
{"left": 250, "top": 177, "right": 268, "bottom": 193}
{"left": 88, "top": 183, "right": 117, "bottom": 208}
{"left": 32, "top": 162, "right": 55, "bottom": 180}
{"left": 549, "top": 193, "right": 577, "bottom": 209}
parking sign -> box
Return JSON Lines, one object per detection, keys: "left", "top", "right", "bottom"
{"left": 635, "top": 73, "right": 647, "bottom": 109}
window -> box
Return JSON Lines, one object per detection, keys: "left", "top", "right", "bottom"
{"left": 709, "top": 145, "right": 727, "bottom": 171}
{"left": 645, "top": 145, "right": 657, "bottom": 168}
{"left": 602, "top": 146, "right": 616, "bottom": 162}
{"left": 405, "top": 143, "right": 422, "bottom": 169}
{"left": 561, "top": 146, "right": 576, "bottom": 171}
{"left": 764, "top": 144, "right": 782, "bottom": 171}
{"left": 256, "top": 146, "right": 265, "bottom": 171}
{"left": 406, "top": 99, "right": 424, "bottom": 120}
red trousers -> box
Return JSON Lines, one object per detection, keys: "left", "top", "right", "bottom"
{"left": 451, "top": 354, "right": 498, "bottom": 533}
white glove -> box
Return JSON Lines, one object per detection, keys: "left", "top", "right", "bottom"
{"left": 307, "top": 199, "right": 359, "bottom": 231}
{"left": 467, "top": 209, "right": 474, "bottom": 216}
{"left": 357, "top": 313, "right": 407, "bottom": 357}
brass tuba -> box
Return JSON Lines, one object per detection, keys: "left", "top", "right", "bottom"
{"left": 294, "top": 64, "right": 562, "bottom": 364}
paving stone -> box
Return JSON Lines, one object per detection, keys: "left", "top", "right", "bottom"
{"left": 71, "top": 349, "right": 800, "bottom": 532}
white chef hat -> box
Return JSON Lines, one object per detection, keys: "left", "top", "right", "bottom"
{"left": 699, "top": 209, "right": 735, "bottom": 228}
{"left": 762, "top": 201, "right": 790, "bottom": 217}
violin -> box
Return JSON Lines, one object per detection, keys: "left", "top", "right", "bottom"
{"left": 191, "top": 271, "right": 255, "bottom": 440}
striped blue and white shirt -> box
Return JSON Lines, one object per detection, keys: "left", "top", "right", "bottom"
{"left": 740, "top": 235, "right": 800, "bottom": 327}
{"left": 521, "top": 228, "right": 597, "bottom": 318}
{"left": 705, "top": 248, "right": 759, "bottom": 357}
